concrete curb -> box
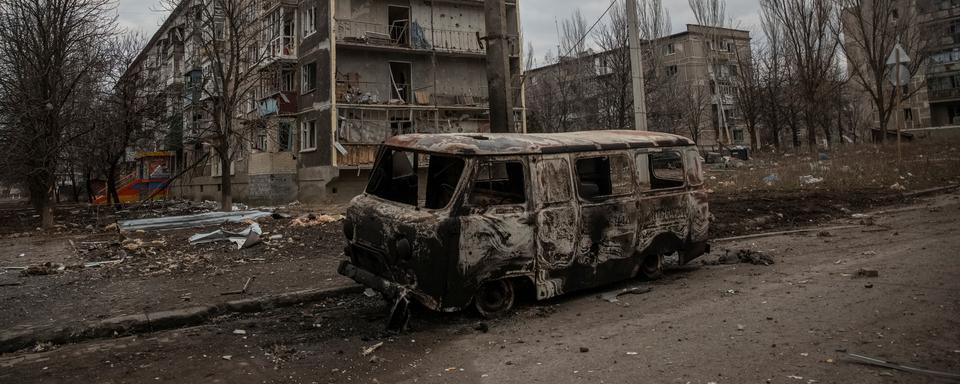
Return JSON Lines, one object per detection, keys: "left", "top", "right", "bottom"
{"left": 0, "top": 284, "right": 363, "bottom": 354}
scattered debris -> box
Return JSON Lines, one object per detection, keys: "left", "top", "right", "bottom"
{"left": 579, "top": 347, "right": 590, "bottom": 353}
{"left": 361, "top": 342, "right": 384, "bottom": 356}
{"left": 890, "top": 182, "right": 906, "bottom": 191}
{"left": 189, "top": 223, "right": 262, "bottom": 250}
{"left": 20, "top": 262, "right": 65, "bottom": 276}
{"left": 474, "top": 323, "right": 490, "bottom": 333}
{"left": 845, "top": 353, "right": 960, "bottom": 380}
{"left": 799, "top": 175, "right": 824, "bottom": 185}
{"left": 82, "top": 259, "right": 125, "bottom": 268}
{"left": 817, "top": 230, "right": 832, "bottom": 237}
{"left": 232, "top": 329, "right": 247, "bottom": 335}
{"left": 763, "top": 174, "right": 780, "bottom": 185}
{"left": 864, "top": 283, "right": 874, "bottom": 288}
{"left": 599, "top": 286, "right": 652, "bottom": 303}
{"left": 363, "top": 288, "right": 377, "bottom": 298}
{"left": 119, "top": 211, "right": 273, "bottom": 232}
{"left": 221, "top": 277, "right": 254, "bottom": 296}
{"left": 289, "top": 213, "right": 345, "bottom": 228}
{"left": 855, "top": 269, "right": 879, "bottom": 278}
{"left": 0, "top": 281, "right": 23, "bottom": 287}
{"left": 709, "top": 249, "right": 775, "bottom": 266}
{"left": 221, "top": 355, "right": 232, "bottom": 361}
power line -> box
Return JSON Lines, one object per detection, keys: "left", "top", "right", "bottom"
{"left": 560, "top": 0, "right": 619, "bottom": 59}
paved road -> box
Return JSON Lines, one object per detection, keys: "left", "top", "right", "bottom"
{"left": 2, "top": 193, "right": 959, "bottom": 384}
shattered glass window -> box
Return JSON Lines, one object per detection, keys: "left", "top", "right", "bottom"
{"left": 575, "top": 155, "right": 634, "bottom": 200}
{"left": 649, "top": 151, "right": 686, "bottom": 190}
{"left": 367, "top": 148, "right": 418, "bottom": 206}
{"left": 468, "top": 161, "right": 526, "bottom": 206}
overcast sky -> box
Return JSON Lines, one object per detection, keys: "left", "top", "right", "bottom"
{"left": 116, "top": 0, "right": 763, "bottom": 62}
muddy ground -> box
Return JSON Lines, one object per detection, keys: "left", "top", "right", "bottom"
{"left": 0, "top": 191, "right": 957, "bottom": 383}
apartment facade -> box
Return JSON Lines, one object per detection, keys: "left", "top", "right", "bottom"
{"left": 524, "top": 24, "right": 752, "bottom": 148}
{"left": 920, "top": 0, "right": 960, "bottom": 126}
{"left": 129, "top": 0, "right": 523, "bottom": 204}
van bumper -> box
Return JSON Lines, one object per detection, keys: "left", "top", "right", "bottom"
{"left": 337, "top": 261, "right": 441, "bottom": 310}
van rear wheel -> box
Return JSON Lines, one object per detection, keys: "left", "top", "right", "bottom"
{"left": 640, "top": 252, "right": 664, "bottom": 280}
{"left": 474, "top": 280, "right": 515, "bottom": 318}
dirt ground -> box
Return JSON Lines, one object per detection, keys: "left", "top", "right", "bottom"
{"left": 1, "top": 190, "right": 959, "bottom": 383}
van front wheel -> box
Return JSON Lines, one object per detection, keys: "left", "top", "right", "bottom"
{"left": 474, "top": 280, "right": 515, "bottom": 318}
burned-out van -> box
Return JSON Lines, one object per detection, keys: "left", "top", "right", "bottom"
{"left": 338, "top": 130, "right": 709, "bottom": 319}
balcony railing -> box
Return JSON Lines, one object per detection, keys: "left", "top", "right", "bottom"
{"left": 336, "top": 80, "right": 491, "bottom": 106}
{"left": 263, "top": 35, "right": 296, "bottom": 62}
{"left": 930, "top": 87, "right": 960, "bottom": 101}
{"left": 335, "top": 19, "right": 518, "bottom": 56}
{"left": 258, "top": 91, "right": 297, "bottom": 116}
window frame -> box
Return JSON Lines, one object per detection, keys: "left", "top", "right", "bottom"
{"left": 464, "top": 158, "right": 528, "bottom": 208}
{"left": 302, "top": 6, "right": 317, "bottom": 38}
{"left": 643, "top": 150, "right": 688, "bottom": 192}
{"left": 574, "top": 152, "right": 636, "bottom": 202}
{"left": 300, "top": 120, "right": 317, "bottom": 152}
{"left": 301, "top": 61, "right": 317, "bottom": 94}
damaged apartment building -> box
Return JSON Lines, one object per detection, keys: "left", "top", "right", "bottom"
{"left": 130, "top": 0, "right": 523, "bottom": 204}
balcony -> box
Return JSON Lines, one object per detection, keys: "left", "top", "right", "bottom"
{"left": 258, "top": 91, "right": 297, "bottom": 117}
{"left": 335, "top": 80, "right": 491, "bottom": 107}
{"left": 261, "top": 35, "right": 296, "bottom": 66}
{"left": 335, "top": 19, "right": 519, "bottom": 56}
{"left": 929, "top": 87, "right": 960, "bottom": 101}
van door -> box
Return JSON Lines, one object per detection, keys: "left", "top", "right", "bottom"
{"left": 452, "top": 157, "right": 535, "bottom": 304}
{"left": 635, "top": 149, "right": 690, "bottom": 255}
{"left": 573, "top": 153, "right": 639, "bottom": 287}
{"left": 531, "top": 155, "right": 582, "bottom": 300}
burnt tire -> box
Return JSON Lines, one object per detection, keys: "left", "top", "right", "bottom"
{"left": 640, "top": 252, "right": 664, "bottom": 280}
{"left": 474, "top": 279, "right": 515, "bottom": 318}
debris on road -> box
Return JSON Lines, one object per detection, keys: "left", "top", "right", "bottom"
{"left": 189, "top": 223, "right": 262, "bottom": 250}
{"left": 799, "top": 175, "right": 824, "bottom": 185}
{"left": 845, "top": 353, "right": 960, "bottom": 380}
{"left": 20, "top": 262, "right": 65, "bottom": 277}
{"left": 361, "top": 342, "right": 384, "bottom": 356}
{"left": 119, "top": 211, "right": 273, "bottom": 232}
{"left": 707, "top": 249, "right": 775, "bottom": 266}
{"left": 855, "top": 269, "right": 879, "bottom": 278}
{"left": 221, "top": 277, "right": 254, "bottom": 296}
{"left": 289, "top": 213, "right": 344, "bottom": 228}
{"left": 599, "top": 286, "right": 652, "bottom": 303}
{"left": 232, "top": 329, "right": 247, "bottom": 335}
{"left": 82, "top": 259, "right": 125, "bottom": 268}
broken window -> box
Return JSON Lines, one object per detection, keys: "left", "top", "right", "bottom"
{"left": 367, "top": 148, "right": 419, "bottom": 206}
{"left": 389, "top": 62, "right": 411, "bottom": 102}
{"left": 303, "top": 6, "right": 316, "bottom": 37}
{"left": 388, "top": 6, "right": 410, "bottom": 46}
{"left": 281, "top": 69, "right": 294, "bottom": 92}
{"left": 302, "top": 62, "right": 317, "bottom": 92}
{"left": 278, "top": 122, "right": 293, "bottom": 152}
{"left": 575, "top": 155, "right": 633, "bottom": 200}
{"left": 468, "top": 161, "right": 525, "bottom": 206}
{"left": 649, "top": 151, "right": 685, "bottom": 190}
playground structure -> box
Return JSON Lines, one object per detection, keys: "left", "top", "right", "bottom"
{"left": 94, "top": 151, "right": 175, "bottom": 205}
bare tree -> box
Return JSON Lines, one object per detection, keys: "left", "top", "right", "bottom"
{"left": 0, "top": 0, "right": 116, "bottom": 228}
{"left": 837, "top": 0, "right": 928, "bottom": 144}
{"left": 761, "top": 0, "right": 841, "bottom": 153}
{"left": 733, "top": 41, "right": 764, "bottom": 150}
{"left": 162, "top": 0, "right": 268, "bottom": 211}
{"left": 757, "top": 9, "right": 791, "bottom": 150}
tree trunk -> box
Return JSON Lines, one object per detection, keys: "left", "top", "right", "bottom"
{"left": 219, "top": 148, "right": 232, "bottom": 212}
{"left": 107, "top": 162, "right": 121, "bottom": 210}
{"left": 85, "top": 171, "right": 94, "bottom": 204}
{"left": 69, "top": 169, "right": 80, "bottom": 202}
{"left": 29, "top": 182, "right": 55, "bottom": 229}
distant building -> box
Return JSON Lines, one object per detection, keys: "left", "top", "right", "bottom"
{"left": 127, "top": 0, "right": 524, "bottom": 204}
{"left": 524, "top": 24, "right": 752, "bottom": 148}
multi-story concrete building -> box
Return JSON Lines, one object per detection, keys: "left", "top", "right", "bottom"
{"left": 919, "top": 0, "right": 960, "bottom": 126}
{"left": 128, "top": 0, "right": 523, "bottom": 204}
{"left": 524, "top": 24, "right": 752, "bottom": 148}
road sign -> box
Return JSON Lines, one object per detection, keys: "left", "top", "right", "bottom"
{"left": 888, "top": 64, "right": 910, "bottom": 86}
{"left": 885, "top": 43, "right": 910, "bottom": 65}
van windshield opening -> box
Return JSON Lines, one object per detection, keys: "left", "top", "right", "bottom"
{"left": 366, "top": 148, "right": 465, "bottom": 209}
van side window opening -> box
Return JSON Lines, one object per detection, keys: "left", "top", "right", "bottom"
{"left": 649, "top": 151, "right": 686, "bottom": 190}
{"left": 684, "top": 150, "right": 704, "bottom": 186}
{"left": 469, "top": 161, "right": 526, "bottom": 206}
{"left": 367, "top": 149, "right": 466, "bottom": 208}
{"left": 575, "top": 155, "right": 633, "bottom": 199}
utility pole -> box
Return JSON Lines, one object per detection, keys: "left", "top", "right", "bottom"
{"left": 626, "top": 0, "right": 648, "bottom": 131}
{"left": 484, "top": 0, "right": 514, "bottom": 133}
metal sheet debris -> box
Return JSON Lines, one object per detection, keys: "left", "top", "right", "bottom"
{"left": 189, "top": 223, "right": 262, "bottom": 249}
{"left": 599, "top": 286, "right": 652, "bottom": 303}
{"left": 118, "top": 211, "right": 273, "bottom": 232}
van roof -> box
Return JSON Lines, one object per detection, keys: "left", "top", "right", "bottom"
{"left": 384, "top": 130, "right": 696, "bottom": 156}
